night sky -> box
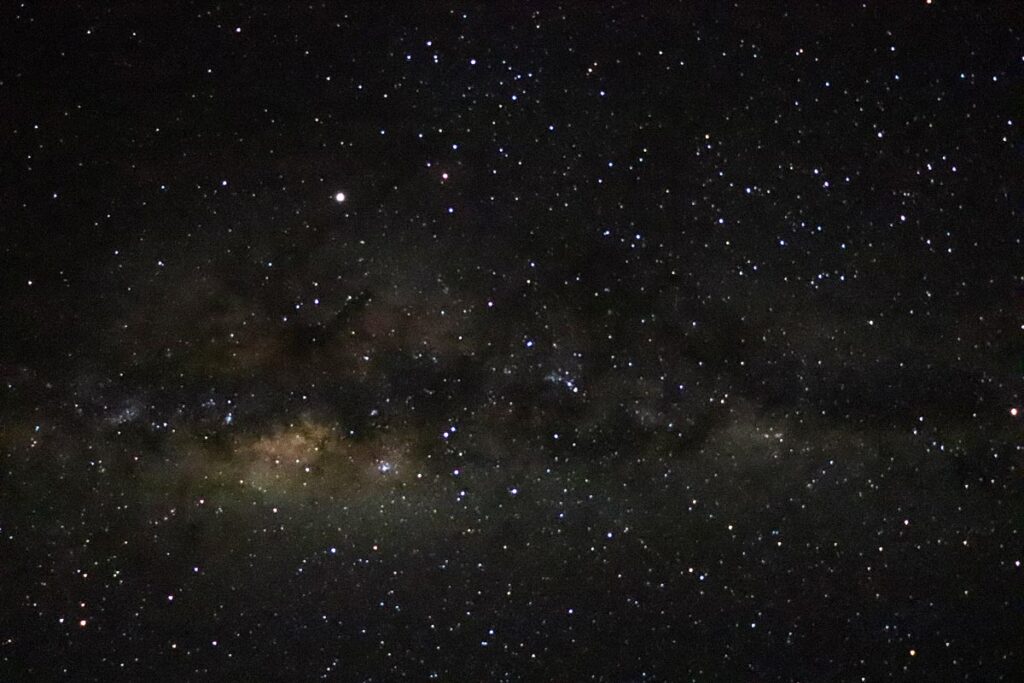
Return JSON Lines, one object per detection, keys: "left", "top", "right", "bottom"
{"left": 2, "top": 2, "right": 1024, "bottom": 680}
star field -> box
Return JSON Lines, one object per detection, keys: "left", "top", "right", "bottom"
{"left": 2, "top": 2, "right": 1024, "bottom": 680}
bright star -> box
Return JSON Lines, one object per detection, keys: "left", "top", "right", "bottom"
{"left": 334, "top": 192, "right": 346, "bottom": 203}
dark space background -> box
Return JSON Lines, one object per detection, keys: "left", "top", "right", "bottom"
{"left": 2, "top": 1, "right": 1023, "bottom": 680}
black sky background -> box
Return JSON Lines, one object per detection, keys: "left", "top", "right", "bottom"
{"left": 2, "top": 1, "right": 1024, "bottom": 680}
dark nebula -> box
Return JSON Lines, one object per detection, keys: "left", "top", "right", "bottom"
{"left": 2, "top": 2, "right": 1023, "bottom": 680}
